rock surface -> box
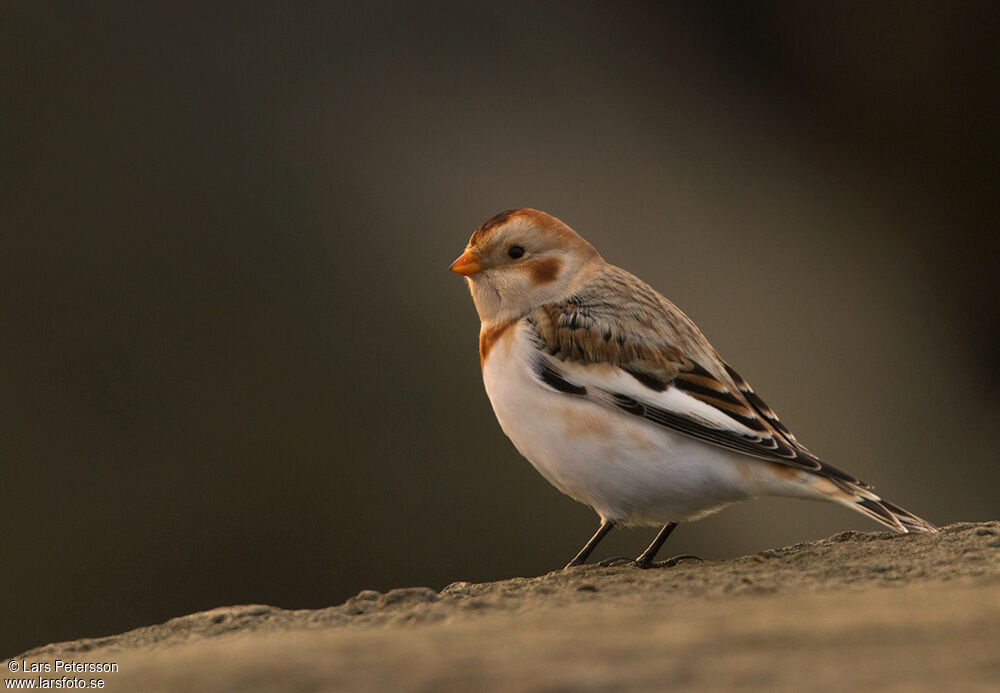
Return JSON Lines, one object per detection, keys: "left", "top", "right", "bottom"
{"left": 11, "top": 522, "right": 1000, "bottom": 691}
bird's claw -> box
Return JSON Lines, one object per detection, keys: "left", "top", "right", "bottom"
{"left": 600, "top": 554, "right": 704, "bottom": 569}
{"left": 645, "top": 554, "right": 703, "bottom": 568}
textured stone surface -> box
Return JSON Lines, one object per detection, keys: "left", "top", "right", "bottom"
{"left": 11, "top": 522, "right": 1000, "bottom": 691}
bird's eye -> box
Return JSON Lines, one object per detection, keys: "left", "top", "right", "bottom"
{"left": 508, "top": 245, "right": 525, "bottom": 259}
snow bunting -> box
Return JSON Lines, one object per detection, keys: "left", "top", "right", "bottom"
{"left": 450, "top": 209, "right": 936, "bottom": 569}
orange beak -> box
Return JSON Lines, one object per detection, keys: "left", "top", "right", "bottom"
{"left": 449, "top": 248, "right": 483, "bottom": 276}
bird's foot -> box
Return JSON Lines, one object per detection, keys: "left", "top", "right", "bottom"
{"left": 636, "top": 554, "right": 704, "bottom": 569}
{"left": 599, "top": 554, "right": 704, "bottom": 569}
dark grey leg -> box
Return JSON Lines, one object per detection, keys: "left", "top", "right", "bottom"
{"left": 564, "top": 519, "right": 615, "bottom": 568}
{"left": 598, "top": 521, "right": 702, "bottom": 569}
{"left": 633, "top": 522, "right": 678, "bottom": 568}
{"left": 633, "top": 521, "right": 702, "bottom": 569}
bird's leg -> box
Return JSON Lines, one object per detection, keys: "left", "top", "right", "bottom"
{"left": 633, "top": 522, "right": 678, "bottom": 567}
{"left": 633, "top": 522, "right": 703, "bottom": 569}
{"left": 598, "top": 521, "right": 677, "bottom": 567}
{"left": 564, "top": 519, "right": 615, "bottom": 568}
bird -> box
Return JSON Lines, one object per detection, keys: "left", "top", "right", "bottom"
{"left": 449, "top": 208, "right": 937, "bottom": 569}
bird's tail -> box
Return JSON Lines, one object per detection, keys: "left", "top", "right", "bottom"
{"left": 831, "top": 482, "right": 937, "bottom": 533}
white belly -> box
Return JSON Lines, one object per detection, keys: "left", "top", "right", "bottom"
{"left": 482, "top": 323, "right": 768, "bottom": 526}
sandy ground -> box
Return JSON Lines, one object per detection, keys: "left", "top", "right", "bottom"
{"left": 10, "top": 521, "right": 1000, "bottom": 692}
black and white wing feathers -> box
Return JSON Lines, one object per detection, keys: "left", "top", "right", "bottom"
{"left": 523, "top": 265, "right": 870, "bottom": 489}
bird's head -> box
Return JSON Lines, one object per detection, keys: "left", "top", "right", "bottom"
{"left": 449, "top": 209, "right": 603, "bottom": 322}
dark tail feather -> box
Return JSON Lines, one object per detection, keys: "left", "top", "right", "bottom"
{"left": 850, "top": 496, "right": 938, "bottom": 533}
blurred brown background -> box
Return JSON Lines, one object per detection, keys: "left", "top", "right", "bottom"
{"left": 2, "top": 1, "right": 998, "bottom": 657}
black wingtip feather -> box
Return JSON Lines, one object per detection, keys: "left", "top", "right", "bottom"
{"left": 623, "top": 368, "right": 669, "bottom": 392}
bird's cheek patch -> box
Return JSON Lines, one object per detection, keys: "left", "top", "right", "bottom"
{"left": 526, "top": 258, "right": 562, "bottom": 285}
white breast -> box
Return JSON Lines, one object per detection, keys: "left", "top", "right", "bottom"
{"left": 481, "top": 321, "right": 802, "bottom": 526}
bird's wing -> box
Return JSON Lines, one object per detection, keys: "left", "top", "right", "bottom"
{"left": 524, "top": 267, "right": 869, "bottom": 488}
